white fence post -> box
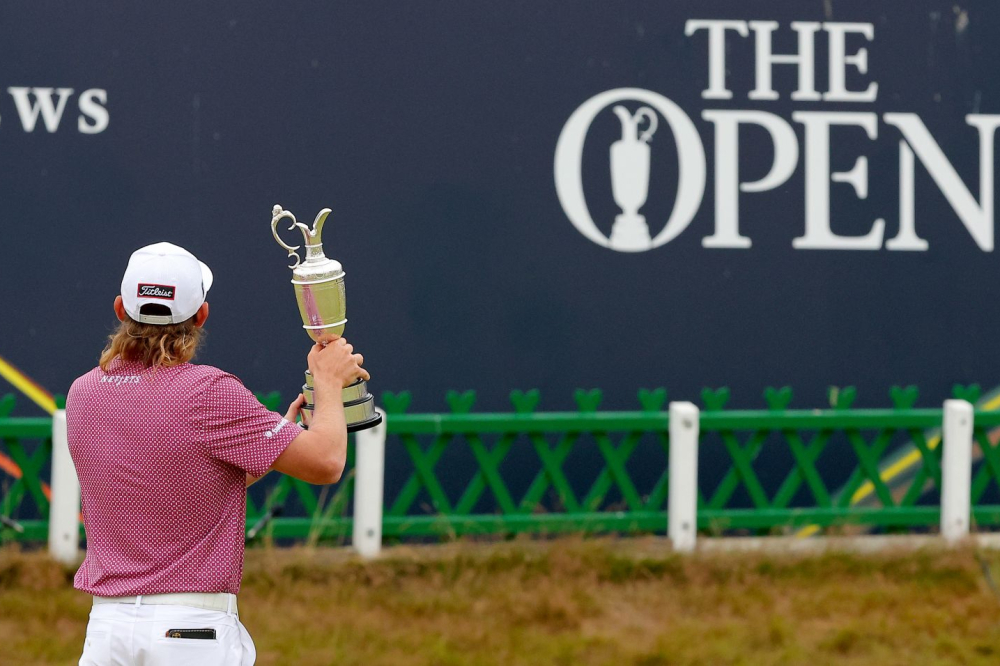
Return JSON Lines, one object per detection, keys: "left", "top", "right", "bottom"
{"left": 353, "top": 407, "right": 386, "bottom": 558}
{"left": 48, "top": 409, "right": 80, "bottom": 564}
{"left": 941, "top": 399, "right": 973, "bottom": 543}
{"left": 668, "top": 401, "right": 700, "bottom": 553}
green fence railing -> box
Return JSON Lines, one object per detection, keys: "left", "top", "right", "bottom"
{"left": 0, "top": 394, "right": 53, "bottom": 541}
{"left": 373, "top": 388, "right": 673, "bottom": 537}
{"left": 3, "top": 385, "right": 1000, "bottom": 543}
{"left": 691, "top": 385, "right": 1000, "bottom": 532}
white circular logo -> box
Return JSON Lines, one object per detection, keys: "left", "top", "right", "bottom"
{"left": 554, "top": 88, "right": 707, "bottom": 252}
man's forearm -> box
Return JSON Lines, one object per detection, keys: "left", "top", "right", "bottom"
{"left": 309, "top": 378, "right": 348, "bottom": 461}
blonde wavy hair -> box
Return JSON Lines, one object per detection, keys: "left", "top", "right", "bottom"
{"left": 99, "top": 310, "right": 203, "bottom": 371}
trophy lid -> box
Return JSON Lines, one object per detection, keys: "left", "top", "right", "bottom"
{"left": 270, "top": 204, "right": 344, "bottom": 282}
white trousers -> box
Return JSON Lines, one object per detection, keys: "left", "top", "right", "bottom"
{"left": 79, "top": 601, "right": 256, "bottom": 665}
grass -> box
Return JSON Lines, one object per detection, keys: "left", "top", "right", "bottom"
{"left": 3, "top": 538, "right": 1000, "bottom": 665}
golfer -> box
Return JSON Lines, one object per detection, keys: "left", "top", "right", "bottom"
{"left": 67, "top": 242, "right": 367, "bottom": 665}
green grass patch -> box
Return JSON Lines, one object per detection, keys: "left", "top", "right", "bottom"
{"left": 4, "top": 538, "right": 1000, "bottom": 665}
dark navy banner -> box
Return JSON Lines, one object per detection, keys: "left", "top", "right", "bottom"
{"left": 1, "top": 1, "right": 999, "bottom": 413}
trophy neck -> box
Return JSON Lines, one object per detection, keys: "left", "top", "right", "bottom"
{"left": 304, "top": 242, "right": 326, "bottom": 263}
{"left": 292, "top": 241, "right": 344, "bottom": 282}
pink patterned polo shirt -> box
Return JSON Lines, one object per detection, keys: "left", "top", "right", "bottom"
{"left": 66, "top": 359, "right": 303, "bottom": 596}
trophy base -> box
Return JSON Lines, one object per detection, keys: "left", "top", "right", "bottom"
{"left": 301, "top": 372, "right": 382, "bottom": 433}
{"left": 610, "top": 214, "right": 652, "bottom": 251}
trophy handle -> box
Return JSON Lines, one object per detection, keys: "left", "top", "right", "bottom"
{"left": 271, "top": 205, "right": 312, "bottom": 268}
{"left": 635, "top": 107, "right": 657, "bottom": 144}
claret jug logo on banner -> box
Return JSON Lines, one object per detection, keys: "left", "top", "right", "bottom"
{"left": 555, "top": 19, "right": 1000, "bottom": 253}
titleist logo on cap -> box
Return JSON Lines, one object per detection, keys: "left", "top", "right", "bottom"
{"left": 137, "top": 284, "right": 176, "bottom": 300}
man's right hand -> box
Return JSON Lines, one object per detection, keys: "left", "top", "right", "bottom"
{"left": 307, "top": 334, "right": 370, "bottom": 388}
{"left": 270, "top": 335, "right": 362, "bottom": 485}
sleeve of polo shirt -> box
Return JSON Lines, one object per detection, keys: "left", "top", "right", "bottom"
{"left": 200, "top": 373, "right": 303, "bottom": 477}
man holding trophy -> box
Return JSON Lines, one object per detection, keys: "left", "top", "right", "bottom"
{"left": 67, "top": 204, "right": 371, "bottom": 665}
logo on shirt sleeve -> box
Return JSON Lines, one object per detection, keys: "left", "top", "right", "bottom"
{"left": 265, "top": 419, "right": 290, "bottom": 438}
{"left": 137, "top": 284, "right": 176, "bottom": 300}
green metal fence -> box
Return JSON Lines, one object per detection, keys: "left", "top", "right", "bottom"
{"left": 3, "top": 385, "right": 1000, "bottom": 544}
{"left": 0, "top": 394, "right": 53, "bottom": 541}
{"left": 375, "top": 388, "right": 673, "bottom": 537}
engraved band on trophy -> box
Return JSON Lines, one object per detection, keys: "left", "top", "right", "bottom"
{"left": 270, "top": 204, "right": 382, "bottom": 432}
{"left": 609, "top": 105, "right": 657, "bottom": 251}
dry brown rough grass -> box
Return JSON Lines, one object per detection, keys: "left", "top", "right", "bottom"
{"left": 3, "top": 538, "right": 1000, "bottom": 665}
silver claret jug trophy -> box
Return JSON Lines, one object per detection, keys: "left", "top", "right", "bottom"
{"left": 270, "top": 204, "right": 382, "bottom": 432}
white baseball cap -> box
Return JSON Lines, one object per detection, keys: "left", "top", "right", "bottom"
{"left": 121, "top": 242, "right": 214, "bottom": 325}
